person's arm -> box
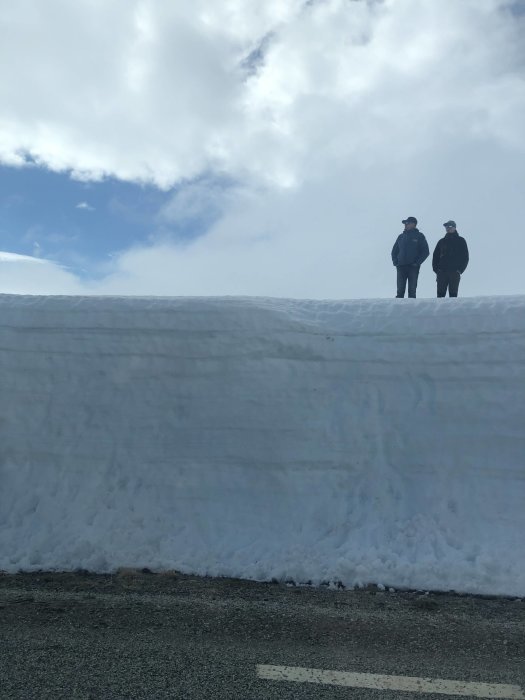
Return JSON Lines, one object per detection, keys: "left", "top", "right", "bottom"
{"left": 391, "top": 237, "right": 399, "bottom": 266}
{"left": 416, "top": 235, "right": 430, "bottom": 265}
{"left": 432, "top": 241, "right": 440, "bottom": 273}
{"left": 459, "top": 239, "right": 469, "bottom": 273}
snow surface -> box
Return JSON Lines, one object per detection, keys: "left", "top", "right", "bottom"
{"left": 0, "top": 294, "right": 524, "bottom": 596}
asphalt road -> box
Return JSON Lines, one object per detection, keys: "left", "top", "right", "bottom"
{"left": 0, "top": 571, "right": 523, "bottom": 699}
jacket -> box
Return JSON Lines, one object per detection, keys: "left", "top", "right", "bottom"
{"left": 391, "top": 229, "right": 430, "bottom": 267}
{"left": 432, "top": 231, "right": 469, "bottom": 274}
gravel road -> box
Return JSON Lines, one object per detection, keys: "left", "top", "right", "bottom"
{"left": 0, "top": 571, "right": 523, "bottom": 699}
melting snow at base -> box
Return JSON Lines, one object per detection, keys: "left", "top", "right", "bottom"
{"left": 0, "top": 294, "right": 524, "bottom": 597}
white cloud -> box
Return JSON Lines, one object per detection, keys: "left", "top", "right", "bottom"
{"left": 76, "top": 202, "right": 94, "bottom": 211}
{"left": 1, "top": 0, "right": 524, "bottom": 298}
{"left": 0, "top": 252, "right": 84, "bottom": 295}
{"left": 0, "top": 0, "right": 306, "bottom": 186}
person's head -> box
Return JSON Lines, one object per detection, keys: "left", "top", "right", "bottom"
{"left": 443, "top": 220, "right": 457, "bottom": 233}
{"left": 402, "top": 216, "right": 417, "bottom": 231}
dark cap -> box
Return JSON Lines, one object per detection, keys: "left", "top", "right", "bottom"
{"left": 443, "top": 220, "right": 457, "bottom": 228}
{"left": 402, "top": 216, "right": 418, "bottom": 225}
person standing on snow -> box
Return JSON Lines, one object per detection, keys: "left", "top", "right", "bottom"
{"left": 432, "top": 220, "right": 469, "bottom": 298}
{"left": 391, "top": 216, "right": 430, "bottom": 298}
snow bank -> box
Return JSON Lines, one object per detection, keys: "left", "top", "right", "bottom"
{"left": 0, "top": 294, "right": 524, "bottom": 596}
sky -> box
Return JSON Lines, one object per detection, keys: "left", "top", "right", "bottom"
{"left": 0, "top": 0, "right": 524, "bottom": 298}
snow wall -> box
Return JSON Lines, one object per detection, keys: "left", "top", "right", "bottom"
{"left": 0, "top": 294, "right": 524, "bottom": 597}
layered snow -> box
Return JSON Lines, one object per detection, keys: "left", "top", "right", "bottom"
{"left": 0, "top": 294, "right": 524, "bottom": 596}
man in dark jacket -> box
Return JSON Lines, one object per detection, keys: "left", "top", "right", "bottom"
{"left": 432, "top": 220, "right": 469, "bottom": 297}
{"left": 391, "top": 216, "right": 430, "bottom": 298}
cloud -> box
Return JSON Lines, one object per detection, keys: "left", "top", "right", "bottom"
{"left": 88, "top": 145, "right": 525, "bottom": 300}
{"left": 1, "top": 0, "right": 524, "bottom": 298}
{"left": 4, "top": 0, "right": 521, "bottom": 188}
{"left": 76, "top": 202, "right": 94, "bottom": 211}
{"left": 0, "top": 252, "right": 84, "bottom": 294}
{"left": 0, "top": 0, "right": 306, "bottom": 186}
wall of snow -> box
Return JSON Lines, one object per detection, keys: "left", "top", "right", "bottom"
{"left": 0, "top": 294, "right": 524, "bottom": 596}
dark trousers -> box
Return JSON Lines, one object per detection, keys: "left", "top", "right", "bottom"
{"left": 436, "top": 270, "right": 461, "bottom": 297}
{"left": 396, "top": 265, "right": 420, "bottom": 298}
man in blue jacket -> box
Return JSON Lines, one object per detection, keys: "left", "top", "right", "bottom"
{"left": 391, "top": 216, "right": 430, "bottom": 298}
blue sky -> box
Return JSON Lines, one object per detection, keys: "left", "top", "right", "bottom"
{"left": 0, "top": 0, "right": 524, "bottom": 298}
{"left": 0, "top": 165, "right": 171, "bottom": 276}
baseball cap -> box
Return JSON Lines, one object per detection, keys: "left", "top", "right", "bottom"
{"left": 443, "top": 220, "right": 456, "bottom": 228}
{"left": 402, "top": 216, "right": 418, "bottom": 225}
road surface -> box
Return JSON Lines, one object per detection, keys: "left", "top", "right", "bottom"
{"left": 0, "top": 571, "right": 523, "bottom": 699}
